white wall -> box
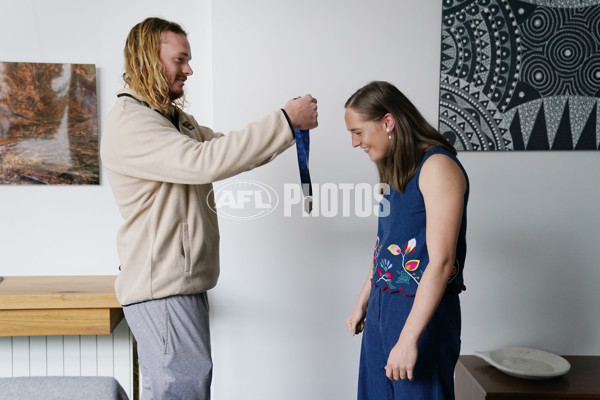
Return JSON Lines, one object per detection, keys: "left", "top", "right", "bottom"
{"left": 1, "top": 1, "right": 598, "bottom": 399}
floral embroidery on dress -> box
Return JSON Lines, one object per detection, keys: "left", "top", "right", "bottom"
{"left": 372, "top": 237, "right": 461, "bottom": 295}
{"left": 375, "top": 259, "right": 394, "bottom": 286}
{"left": 371, "top": 236, "right": 382, "bottom": 276}
{"left": 372, "top": 238, "right": 421, "bottom": 293}
{"left": 395, "top": 270, "right": 411, "bottom": 285}
{"left": 387, "top": 244, "right": 402, "bottom": 255}
{"left": 387, "top": 238, "right": 422, "bottom": 286}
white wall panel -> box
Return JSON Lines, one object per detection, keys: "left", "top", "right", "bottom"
{"left": 80, "top": 335, "right": 98, "bottom": 376}
{"left": 97, "top": 334, "right": 115, "bottom": 377}
{"left": 62, "top": 336, "right": 80, "bottom": 376}
{"left": 46, "top": 336, "right": 64, "bottom": 376}
{"left": 113, "top": 319, "right": 134, "bottom": 396}
{"left": 11, "top": 338, "right": 29, "bottom": 377}
{"left": 0, "top": 337, "right": 12, "bottom": 377}
{"left": 29, "top": 337, "right": 47, "bottom": 376}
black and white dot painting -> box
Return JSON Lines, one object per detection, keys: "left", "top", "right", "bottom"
{"left": 439, "top": 0, "right": 600, "bottom": 150}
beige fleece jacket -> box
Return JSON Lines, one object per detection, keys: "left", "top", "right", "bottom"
{"left": 100, "top": 89, "right": 295, "bottom": 305}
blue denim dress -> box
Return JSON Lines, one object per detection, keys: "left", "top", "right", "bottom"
{"left": 358, "top": 148, "right": 469, "bottom": 400}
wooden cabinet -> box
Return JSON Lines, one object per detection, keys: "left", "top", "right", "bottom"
{"left": 0, "top": 276, "right": 123, "bottom": 336}
{"left": 456, "top": 355, "right": 600, "bottom": 399}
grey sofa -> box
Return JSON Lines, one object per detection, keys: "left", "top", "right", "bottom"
{"left": 0, "top": 376, "right": 129, "bottom": 400}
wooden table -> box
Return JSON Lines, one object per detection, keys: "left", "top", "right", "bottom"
{"left": 0, "top": 276, "right": 123, "bottom": 336}
{"left": 456, "top": 355, "right": 600, "bottom": 399}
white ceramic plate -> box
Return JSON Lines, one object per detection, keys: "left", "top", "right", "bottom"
{"left": 474, "top": 347, "right": 571, "bottom": 379}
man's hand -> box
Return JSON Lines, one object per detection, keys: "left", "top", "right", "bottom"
{"left": 283, "top": 95, "right": 318, "bottom": 130}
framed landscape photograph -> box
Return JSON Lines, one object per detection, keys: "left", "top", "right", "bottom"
{"left": 0, "top": 62, "right": 99, "bottom": 184}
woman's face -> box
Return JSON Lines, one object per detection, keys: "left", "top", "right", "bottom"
{"left": 344, "top": 107, "right": 391, "bottom": 162}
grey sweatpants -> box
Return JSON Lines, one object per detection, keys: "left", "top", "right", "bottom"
{"left": 123, "top": 292, "right": 212, "bottom": 400}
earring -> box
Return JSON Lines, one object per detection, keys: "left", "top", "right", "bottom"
{"left": 387, "top": 128, "right": 391, "bottom": 140}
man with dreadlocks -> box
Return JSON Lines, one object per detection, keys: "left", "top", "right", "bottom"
{"left": 100, "top": 17, "right": 318, "bottom": 400}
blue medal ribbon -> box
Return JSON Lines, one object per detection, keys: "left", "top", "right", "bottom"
{"left": 294, "top": 128, "right": 312, "bottom": 214}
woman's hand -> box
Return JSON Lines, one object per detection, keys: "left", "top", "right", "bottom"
{"left": 385, "top": 335, "right": 418, "bottom": 381}
{"left": 347, "top": 266, "right": 373, "bottom": 336}
{"left": 346, "top": 304, "right": 367, "bottom": 336}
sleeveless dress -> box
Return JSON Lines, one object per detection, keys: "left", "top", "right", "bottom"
{"left": 357, "top": 148, "right": 469, "bottom": 400}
